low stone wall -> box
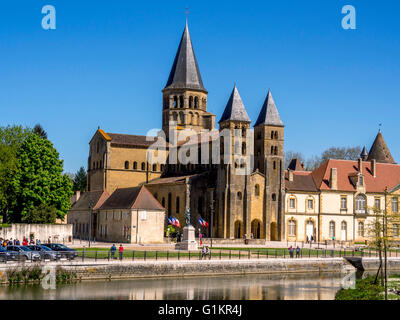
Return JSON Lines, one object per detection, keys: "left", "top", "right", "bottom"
{"left": 2, "top": 258, "right": 400, "bottom": 285}
{"left": 0, "top": 224, "right": 72, "bottom": 243}
{"left": 0, "top": 258, "right": 346, "bottom": 284}
{"left": 362, "top": 258, "right": 400, "bottom": 271}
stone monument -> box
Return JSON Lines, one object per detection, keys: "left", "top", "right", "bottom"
{"left": 175, "top": 208, "right": 198, "bottom": 251}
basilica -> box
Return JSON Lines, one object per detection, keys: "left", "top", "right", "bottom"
{"left": 68, "top": 22, "right": 400, "bottom": 244}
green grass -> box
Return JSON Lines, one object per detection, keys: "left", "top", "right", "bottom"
{"left": 335, "top": 276, "right": 384, "bottom": 300}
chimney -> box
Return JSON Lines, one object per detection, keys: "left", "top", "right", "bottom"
{"left": 288, "top": 170, "right": 294, "bottom": 182}
{"left": 372, "top": 159, "right": 376, "bottom": 178}
{"left": 330, "top": 168, "right": 338, "bottom": 190}
{"left": 358, "top": 158, "right": 363, "bottom": 174}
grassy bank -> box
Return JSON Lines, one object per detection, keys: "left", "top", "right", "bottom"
{"left": 335, "top": 275, "right": 400, "bottom": 300}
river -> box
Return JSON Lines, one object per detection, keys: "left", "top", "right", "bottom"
{"left": 0, "top": 272, "right": 347, "bottom": 300}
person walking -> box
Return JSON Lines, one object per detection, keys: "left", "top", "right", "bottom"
{"left": 110, "top": 244, "right": 116, "bottom": 259}
{"left": 22, "top": 237, "right": 28, "bottom": 246}
{"left": 296, "top": 246, "right": 301, "bottom": 258}
{"left": 119, "top": 244, "right": 124, "bottom": 261}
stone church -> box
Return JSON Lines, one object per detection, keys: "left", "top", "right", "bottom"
{"left": 74, "top": 21, "right": 286, "bottom": 242}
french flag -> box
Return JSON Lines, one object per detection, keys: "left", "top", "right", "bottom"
{"left": 198, "top": 217, "right": 209, "bottom": 228}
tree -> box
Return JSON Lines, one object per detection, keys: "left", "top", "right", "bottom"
{"left": 9, "top": 133, "right": 73, "bottom": 223}
{"left": 22, "top": 204, "right": 57, "bottom": 224}
{"left": 320, "top": 146, "right": 362, "bottom": 164}
{"left": 33, "top": 124, "right": 48, "bottom": 139}
{"left": 0, "top": 125, "right": 32, "bottom": 221}
{"left": 366, "top": 189, "right": 400, "bottom": 300}
{"left": 73, "top": 167, "right": 87, "bottom": 192}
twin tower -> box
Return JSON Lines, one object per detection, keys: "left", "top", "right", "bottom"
{"left": 161, "top": 22, "right": 285, "bottom": 240}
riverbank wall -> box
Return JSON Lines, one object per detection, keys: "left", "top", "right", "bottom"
{"left": 1, "top": 258, "right": 400, "bottom": 284}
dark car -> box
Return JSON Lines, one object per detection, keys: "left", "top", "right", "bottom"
{"left": 0, "top": 247, "right": 18, "bottom": 262}
{"left": 42, "top": 244, "right": 78, "bottom": 259}
{"left": 6, "top": 245, "right": 41, "bottom": 261}
{"left": 26, "top": 245, "right": 60, "bottom": 261}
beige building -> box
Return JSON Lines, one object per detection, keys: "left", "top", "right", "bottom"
{"left": 68, "top": 186, "right": 165, "bottom": 244}
{"left": 285, "top": 131, "right": 400, "bottom": 243}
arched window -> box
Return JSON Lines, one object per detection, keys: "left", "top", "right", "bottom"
{"left": 255, "top": 184, "right": 260, "bottom": 196}
{"left": 237, "top": 192, "right": 242, "bottom": 200}
{"left": 194, "top": 96, "right": 199, "bottom": 108}
{"left": 176, "top": 196, "right": 180, "bottom": 214}
{"left": 271, "top": 131, "right": 274, "bottom": 139}
{"left": 124, "top": 161, "right": 129, "bottom": 170}
{"left": 141, "top": 162, "right": 146, "bottom": 171}
{"left": 133, "top": 162, "right": 137, "bottom": 170}
{"left": 274, "top": 131, "right": 278, "bottom": 139}
{"left": 356, "top": 194, "right": 366, "bottom": 214}
{"left": 271, "top": 146, "right": 274, "bottom": 155}
{"left": 189, "top": 96, "right": 193, "bottom": 108}
{"left": 288, "top": 220, "right": 296, "bottom": 236}
{"left": 272, "top": 194, "right": 277, "bottom": 201}
{"left": 273, "top": 161, "right": 276, "bottom": 170}
{"left": 341, "top": 221, "right": 347, "bottom": 241}
{"left": 242, "top": 142, "right": 246, "bottom": 155}
{"left": 162, "top": 197, "right": 166, "bottom": 208}
{"left": 274, "top": 147, "right": 278, "bottom": 155}
{"left": 358, "top": 221, "right": 364, "bottom": 237}
{"left": 153, "top": 164, "right": 157, "bottom": 172}
{"left": 329, "top": 221, "right": 335, "bottom": 238}
{"left": 173, "top": 96, "right": 178, "bottom": 108}
{"left": 179, "top": 96, "right": 184, "bottom": 108}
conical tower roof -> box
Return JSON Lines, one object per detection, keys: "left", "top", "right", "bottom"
{"left": 219, "top": 85, "right": 251, "bottom": 123}
{"left": 367, "top": 131, "right": 395, "bottom": 164}
{"left": 360, "top": 146, "right": 368, "bottom": 161}
{"left": 164, "top": 21, "right": 206, "bottom": 92}
{"left": 254, "top": 90, "right": 283, "bottom": 127}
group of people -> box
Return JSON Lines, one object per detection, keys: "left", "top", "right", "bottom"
{"left": 0, "top": 237, "right": 40, "bottom": 247}
{"left": 288, "top": 246, "right": 301, "bottom": 258}
{"left": 306, "top": 235, "right": 314, "bottom": 243}
{"left": 110, "top": 244, "right": 124, "bottom": 260}
{"left": 201, "top": 245, "right": 211, "bottom": 259}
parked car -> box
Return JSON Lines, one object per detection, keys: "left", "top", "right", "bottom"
{"left": 6, "top": 245, "right": 41, "bottom": 261}
{"left": 42, "top": 244, "right": 78, "bottom": 259}
{"left": 26, "top": 245, "right": 60, "bottom": 261}
{"left": 0, "top": 247, "right": 18, "bottom": 262}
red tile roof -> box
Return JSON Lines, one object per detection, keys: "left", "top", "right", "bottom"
{"left": 285, "top": 171, "right": 318, "bottom": 192}
{"left": 311, "top": 159, "right": 400, "bottom": 193}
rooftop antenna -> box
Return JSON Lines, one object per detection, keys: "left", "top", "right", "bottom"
{"left": 379, "top": 123, "right": 382, "bottom": 133}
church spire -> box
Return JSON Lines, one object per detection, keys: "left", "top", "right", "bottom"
{"left": 254, "top": 89, "right": 283, "bottom": 127}
{"left": 367, "top": 131, "right": 395, "bottom": 164}
{"left": 219, "top": 84, "right": 251, "bottom": 123}
{"left": 164, "top": 22, "right": 206, "bottom": 92}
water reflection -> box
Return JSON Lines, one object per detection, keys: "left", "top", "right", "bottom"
{"left": 0, "top": 272, "right": 349, "bottom": 300}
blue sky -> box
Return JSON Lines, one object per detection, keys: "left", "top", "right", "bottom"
{"left": 1, "top": 0, "right": 400, "bottom": 173}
